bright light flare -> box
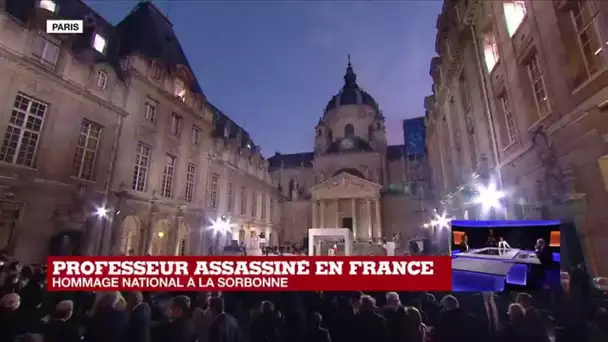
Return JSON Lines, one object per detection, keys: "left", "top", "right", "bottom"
{"left": 473, "top": 181, "right": 505, "bottom": 213}
{"left": 430, "top": 212, "right": 451, "bottom": 229}
{"left": 207, "top": 215, "right": 235, "bottom": 233}
{"left": 95, "top": 207, "right": 108, "bottom": 218}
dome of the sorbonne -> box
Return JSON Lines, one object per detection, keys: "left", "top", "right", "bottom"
{"left": 324, "top": 57, "right": 380, "bottom": 114}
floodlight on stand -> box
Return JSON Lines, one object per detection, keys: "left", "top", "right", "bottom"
{"left": 208, "top": 215, "right": 235, "bottom": 234}
{"left": 473, "top": 180, "right": 505, "bottom": 214}
{"left": 95, "top": 206, "right": 108, "bottom": 218}
{"left": 431, "top": 212, "right": 451, "bottom": 229}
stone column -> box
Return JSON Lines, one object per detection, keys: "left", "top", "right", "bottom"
{"left": 374, "top": 197, "right": 382, "bottom": 240}
{"left": 142, "top": 199, "right": 159, "bottom": 255}
{"left": 335, "top": 199, "right": 340, "bottom": 228}
{"left": 320, "top": 199, "right": 325, "bottom": 228}
{"left": 312, "top": 200, "right": 318, "bottom": 228}
{"left": 170, "top": 207, "right": 185, "bottom": 255}
{"left": 351, "top": 198, "right": 357, "bottom": 240}
{"left": 366, "top": 197, "right": 372, "bottom": 239}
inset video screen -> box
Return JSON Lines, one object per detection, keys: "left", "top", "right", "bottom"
{"left": 450, "top": 220, "right": 561, "bottom": 292}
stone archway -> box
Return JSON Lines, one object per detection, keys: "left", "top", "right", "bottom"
{"left": 119, "top": 215, "right": 141, "bottom": 256}
{"left": 150, "top": 219, "right": 170, "bottom": 255}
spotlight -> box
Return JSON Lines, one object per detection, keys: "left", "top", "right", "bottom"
{"left": 95, "top": 207, "right": 108, "bottom": 218}
{"left": 431, "top": 212, "right": 451, "bottom": 229}
{"left": 473, "top": 180, "right": 505, "bottom": 213}
{"left": 208, "top": 215, "right": 234, "bottom": 233}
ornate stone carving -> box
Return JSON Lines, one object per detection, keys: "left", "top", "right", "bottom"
{"left": 531, "top": 126, "right": 566, "bottom": 200}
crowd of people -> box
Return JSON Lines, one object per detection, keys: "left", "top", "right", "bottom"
{"left": 1, "top": 255, "right": 607, "bottom": 342}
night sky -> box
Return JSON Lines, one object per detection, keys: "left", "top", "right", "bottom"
{"left": 87, "top": 0, "right": 442, "bottom": 157}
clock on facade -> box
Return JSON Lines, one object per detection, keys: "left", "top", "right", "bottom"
{"left": 340, "top": 138, "right": 355, "bottom": 150}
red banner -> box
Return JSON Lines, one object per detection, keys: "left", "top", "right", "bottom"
{"left": 46, "top": 256, "right": 452, "bottom": 292}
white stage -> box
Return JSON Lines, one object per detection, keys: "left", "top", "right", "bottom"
{"left": 308, "top": 228, "right": 354, "bottom": 256}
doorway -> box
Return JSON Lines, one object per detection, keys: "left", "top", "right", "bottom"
{"left": 342, "top": 217, "right": 353, "bottom": 232}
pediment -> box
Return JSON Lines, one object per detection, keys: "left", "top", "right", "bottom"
{"left": 311, "top": 172, "right": 380, "bottom": 200}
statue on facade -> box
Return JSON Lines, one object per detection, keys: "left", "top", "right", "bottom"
{"left": 291, "top": 180, "right": 300, "bottom": 201}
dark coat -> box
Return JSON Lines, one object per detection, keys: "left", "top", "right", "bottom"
{"left": 44, "top": 318, "right": 81, "bottom": 342}
{"left": 124, "top": 302, "right": 151, "bottom": 342}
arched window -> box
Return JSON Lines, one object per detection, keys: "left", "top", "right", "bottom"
{"left": 96, "top": 70, "right": 107, "bottom": 90}
{"left": 344, "top": 124, "right": 354, "bottom": 137}
{"left": 328, "top": 129, "right": 333, "bottom": 141}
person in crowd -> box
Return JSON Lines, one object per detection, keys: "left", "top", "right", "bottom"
{"left": 166, "top": 295, "right": 196, "bottom": 342}
{"left": 404, "top": 306, "right": 426, "bottom": 342}
{"left": 516, "top": 293, "right": 551, "bottom": 342}
{"left": 0, "top": 292, "right": 24, "bottom": 342}
{"left": 353, "top": 295, "right": 387, "bottom": 342}
{"left": 84, "top": 291, "right": 128, "bottom": 342}
{"left": 208, "top": 296, "right": 241, "bottom": 342}
{"left": 250, "top": 300, "right": 282, "bottom": 342}
{"left": 382, "top": 292, "right": 408, "bottom": 342}
{"left": 1, "top": 274, "right": 21, "bottom": 296}
{"left": 305, "top": 312, "right": 331, "bottom": 342}
{"left": 124, "top": 292, "right": 151, "bottom": 342}
{"left": 435, "top": 295, "right": 478, "bottom": 342}
{"left": 44, "top": 300, "right": 81, "bottom": 342}
{"left": 192, "top": 292, "right": 213, "bottom": 342}
{"left": 501, "top": 303, "right": 526, "bottom": 342}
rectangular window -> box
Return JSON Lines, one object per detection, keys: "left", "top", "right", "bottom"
{"left": 132, "top": 143, "right": 151, "bottom": 192}
{"left": 39, "top": 0, "right": 57, "bottom": 12}
{"left": 161, "top": 154, "right": 176, "bottom": 198}
{"left": 571, "top": 0, "right": 605, "bottom": 78}
{"left": 251, "top": 191, "right": 257, "bottom": 218}
{"left": 227, "top": 182, "right": 234, "bottom": 212}
{"left": 526, "top": 54, "right": 551, "bottom": 119}
{"left": 459, "top": 72, "right": 471, "bottom": 112}
{"left": 170, "top": 113, "right": 182, "bottom": 136}
{"left": 72, "top": 119, "right": 102, "bottom": 180}
{"left": 209, "top": 173, "right": 219, "bottom": 209}
{"left": 144, "top": 99, "right": 157, "bottom": 123}
{"left": 482, "top": 32, "right": 500, "bottom": 72}
{"left": 0, "top": 93, "right": 47, "bottom": 167}
{"left": 240, "top": 186, "right": 246, "bottom": 215}
{"left": 504, "top": 1, "right": 527, "bottom": 37}
{"left": 185, "top": 164, "right": 196, "bottom": 203}
{"left": 499, "top": 94, "right": 517, "bottom": 144}
{"left": 31, "top": 33, "right": 60, "bottom": 67}
{"left": 261, "top": 194, "right": 266, "bottom": 220}
{"left": 92, "top": 33, "right": 106, "bottom": 54}
{"left": 191, "top": 126, "right": 200, "bottom": 147}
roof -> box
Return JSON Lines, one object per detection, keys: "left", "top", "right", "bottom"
{"left": 267, "top": 152, "right": 314, "bottom": 170}
{"left": 209, "top": 103, "right": 259, "bottom": 152}
{"left": 324, "top": 59, "right": 380, "bottom": 114}
{"left": 115, "top": 1, "right": 202, "bottom": 93}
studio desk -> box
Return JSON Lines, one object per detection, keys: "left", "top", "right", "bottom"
{"left": 451, "top": 247, "right": 541, "bottom": 292}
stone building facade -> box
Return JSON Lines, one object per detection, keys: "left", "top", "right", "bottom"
{"left": 0, "top": 0, "right": 278, "bottom": 262}
{"left": 268, "top": 60, "right": 430, "bottom": 250}
{"left": 426, "top": 0, "right": 608, "bottom": 277}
